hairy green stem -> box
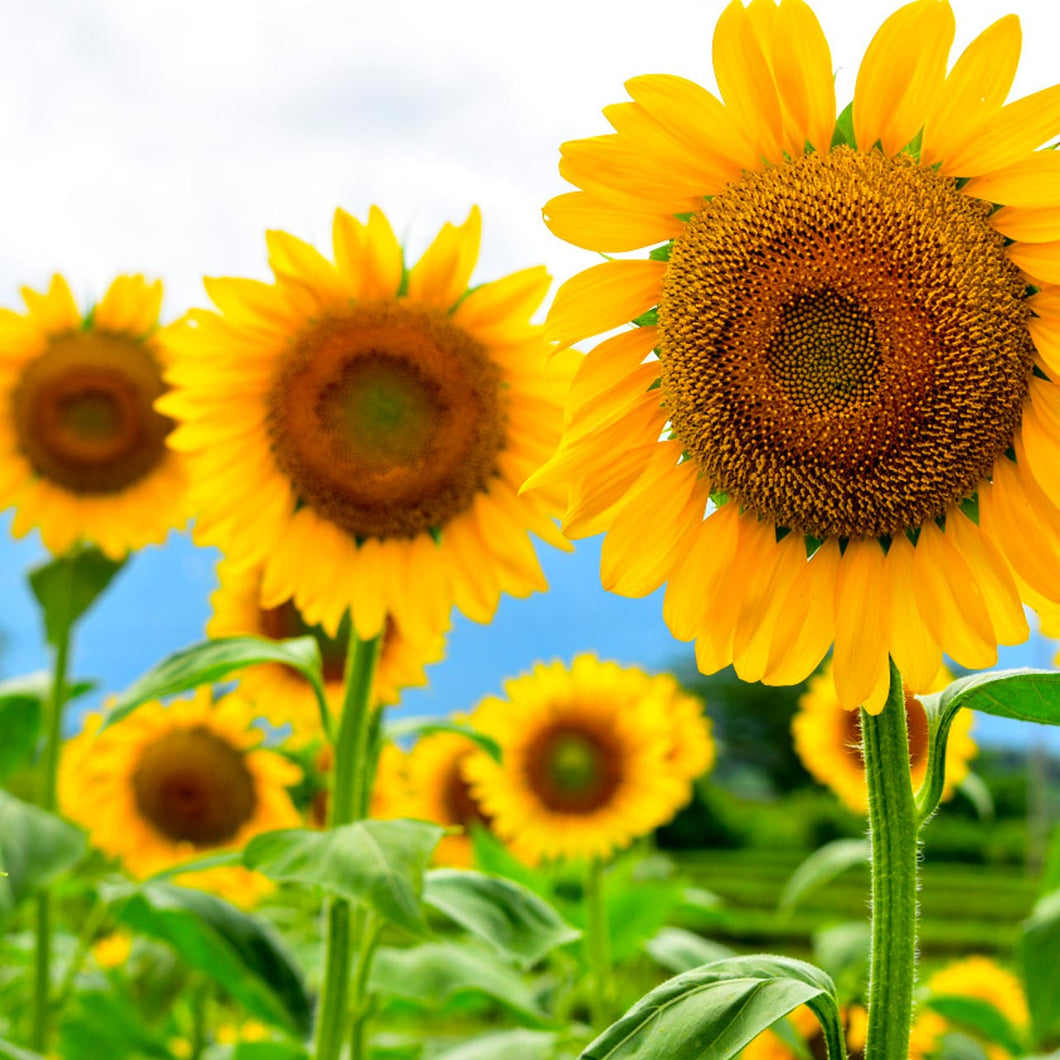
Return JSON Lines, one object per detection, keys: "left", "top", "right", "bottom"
{"left": 862, "top": 658, "right": 918, "bottom": 1060}
{"left": 31, "top": 626, "right": 71, "bottom": 1051}
{"left": 313, "top": 630, "right": 381, "bottom": 1060}
{"left": 585, "top": 858, "right": 613, "bottom": 1031}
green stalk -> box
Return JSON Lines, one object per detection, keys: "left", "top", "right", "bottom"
{"left": 862, "top": 658, "right": 918, "bottom": 1060}
{"left": 348, "top": 916, "right": 382, "bottom": 1060}
{"left": 30, "top": 625, "right": 71, "bottom": 1051}
{"left": 313, "top": 630, "right": 381, "bottom": 1060}
{"left": 585, "top": 857, "right": 613, "bottom": 1031}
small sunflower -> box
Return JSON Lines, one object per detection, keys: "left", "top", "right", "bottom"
{"left": 60, "top": 691, "right": 301, "bottom": 905}
{"left": 207, "top": 556, "right": 446, "bottom": 738}
{"left": 793, "top": 661, "right": 976, "bottom": 814}
{"left": 928, "top": 956, "right": 1029, "bottom": 1033}
{"left": 0, "top": 273, "right": 186, "bottom": 558}
{"left": 741, "top": 1005, "right": 866, "bottom": 1060}
{"left": 398, "top": 732, "right": 493, "bottom": 867}
{"left": 465, "top": 655, "right": 707, "bottom": 864}
{"left": 164, "top": 206, "right": 574, "bottom": 643}
{"left": 534, "top": 0, "right": 1060, "bottom": 710}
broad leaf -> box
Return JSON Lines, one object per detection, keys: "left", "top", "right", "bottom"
{"left": 369, "top": 941, "right": 551, "bottom": 1026}
{"left": 580, "top": 955, "right": 845, "bottom": 1060}
{"left": 28, "top": 547, "right": 125, "bottom": 646}
{"left": 102, "top": 636, "right": 325, "bottom": 731}
{"left": 0, "top": 789, "right": 85, "bottom": 916}
{"left": 778, "top": 840, "right": 869, "bottom": 914}
{"left": 645, "top": 928, "right": 735, "bottom": 975}
{"left": 384, "top": 717, "right": 501, "bottom": 762}
{"left": 0, "top": 673, "right": 94, "bottom": 781}
{"left": 113, "top": 882, "right": 311, "bottom": 1037}
{"left": 145, "top": 848, "right": 244, "bottom": 881}
{"left": 926, "top": 996, "right": 1023, "bottom": 1057}
{"left": 0, "top": 1040, "right": 45, "bottom": 1060}
{"left": 430, "top": 1029, "right": 558, "bottom": 1060}
{"left": 1019, "top": 889, "right": 1060, "bottom": 1044}
{"left": 245, "top": 820, "right": 444, "bottom": 936}
{"left": 58, "top": 990, "right": 173, "bottom": 1060}
{"left": 424, "top": 868, "right": 580, "bottom": 967}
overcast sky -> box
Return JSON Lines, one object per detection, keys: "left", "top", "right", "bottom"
{"left": 1, "top": 0, "right": 1059, "bottom": 749}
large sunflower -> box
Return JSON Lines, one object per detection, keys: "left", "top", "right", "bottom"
{"left": 533, "top": 0, "right": 1060, "bottom": 710}
{"left": 0, "top": 274, "right": 187, "bottom": 558}
{"left": 163, "top": 206, "right": 574, "bottom": 642}
{"left": 465, "top": 655, "right": 708, "bottom": 864}
{"left": 60, "top": 691, "right": 300, "bottom": 905}
{"left": 928, "top": 955, "right": 1029, "bottom": 1035}
{"left": 793, "top": 661, "right": 976, "bottom": 813}
{"left": 207, "top": 556, "right": 446, "bottom": 738}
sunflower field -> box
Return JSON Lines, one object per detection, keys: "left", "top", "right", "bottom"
{"left": 3, "top": 0, "right": 1060, "bottom": 1058}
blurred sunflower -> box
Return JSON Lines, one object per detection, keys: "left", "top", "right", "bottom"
{"left": 465, "top": 655, "right": 710, "bottom": 864}
{"left": 164, "top": 206, "right": 574, "bottom": 643}
{"left": 793, "top": 661, "right": 976, "bottom": 813}
{"left": 0, "top": 274, "right": 186, "bottom": 558}
{"left": 398, "top": 732, "right": 493, "bottom": 867}
{"left": 60, "top": 691, "right": 300, "bottom": 905}
{"left": 207, "top": 557, "right": 445, "bottom": 738}
{"left": 928, "top": 955, "right": 1029, "bottom": 1050}
{"left": 534, "top": 0, "right": 1060, "bottom": 710}
{"left": 308, "top": 740, "right": 408, "bottom": 829}
{"left": 741, "top": 1005, "right": 865, "bottom": 1060}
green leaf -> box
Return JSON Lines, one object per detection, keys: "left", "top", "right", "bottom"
{"left": 145, "top": 848, "right": 244, "bottom": 881}
{"left": 113, "top": 882, "right": 311, "bottom": 1037}
{"left": 0, "top": 789, "right": 85, "bottom": 916}
{"left": 645, "top": 928, "right": 735, "bottom": 975}
{"left": 0, "top": 1040, "right": 45, "bottom": 1060}
{"left": 58, "top": 990, "right": 173, "bottom": 1060}
{"left": 423, "top": 868, "right": 580, "bottom": 967}
{"left": 811, "top": 922, "right": 870, "bottom": 990}
{"left": 28, "top": 546, "right": 125, "bottom": 646}
{"left": 0, "top": 673, "right": 96, "bottom": 780}
{"left": 956, "top": 772, "right": 995, "bottom": 821}
{"left": 580, "top": 955, "right": 845, "bottom": 1060}
{"left": 926, "top": 996, "right": 1024, "bottom": 1057}
{"left": 831, "top": 102, "right": 855, "bottom": 150}
{"left": 369, "top": 942, "right": 551, "bottom": 1026}
{"left": 1019, "top": 889, "right": 1060, "bottom": 1044}
{"left": 599, "top": 856, "right": 685, "bottom": 964}
{"left": 918, "top": 670, "right": 1060, "bottom": 821}
{"left": 245, "top": 820, "right": 444, "bottom": 936}
{"left": 469, "top": 825, "right": 550, "bottom": 895}
{"left": 384, "top": 717, "right": 501, "bottom": 761}
{"left": 231, "top": 1045, "right": 308, "bottom": 1060}
{"left": 101, "top": 636, "right": 324, "bottom": 731}
{"left": 1043, "top": 825, "right": 1060, "bottom": 896}
{"left": 429, "top": 1029, "right": 558, "bottom": 1060}
{"left": 778, "top": 839, "right": 869, "bottom": 913}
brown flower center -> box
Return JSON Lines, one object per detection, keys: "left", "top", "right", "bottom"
{"left": 660, "top": 147, "right": 1034, "bottom": 538}
{"left": 13, "top": 331, "right": 172, "bottom": 493}
{"left": 442, "top": 754, "right": 491, "bottom": 830}
{"left": 132, "top": 726, "right": 256, "bottom": 846}
{"left": 259, "top": 599, "right": 351, "bottom": 684}
{"left": 266, "top": 301, "right": 505, "bottom": 541}
{"left": 840, "top": 690, "right": 931, "bottom": 771}
{"left": 523, "top": 721, "right": 623, "bottom": 814}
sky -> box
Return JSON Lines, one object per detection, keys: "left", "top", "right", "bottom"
{"left": 1, "top": 0, "right": 1059, "bottom": 749}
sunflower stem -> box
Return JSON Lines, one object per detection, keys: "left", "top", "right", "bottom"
{"left": 313, "top": 628, "right": 381, "bottom": 1060}
{"left": 585, "top": 857, "right": 613, "bottom": 1031}
{"left": 30, "top": 622, "right": 71, "bottom": 1051}
{"left": 863, "top": 658, "right": 918, "bottom": 1060}
{"left": 348, "top": 915, "right": 382, "bottom": 1060}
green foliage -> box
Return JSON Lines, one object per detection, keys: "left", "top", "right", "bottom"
{"left": 27, "top": 547, "right": 125, "bottom": 646}
{"left": 0, "top": 678, "right": 44, "bottom": 783}
{"left": 112, "top": 882, "right": 311, "bottom": 1037}
{"left": 101, "top": 636, "right": 325, "bottom": 731}
{"left": 423, "top": 868, "right": 581, "bottom": 968}
{"left": 580, "top": 955, "right": 844, "bottom": 1060}
{"left": 1019, "top": 888, "right": 1060, "bottom": 1044}
{"left": 778, "top": 840, "right": 869, "bottom": 914}
{"left": 384, "top": 718, "right": 501, "bottom": 762}
{"left": 0, "top": 789, "right": 85, "bottom": 917}
{"left": 428, "top": 1029, "right": 559, "bottom": 1060}
{"left": 925, "top": 995, "right": 1024, "bottom": 1057}
{"left": 0, "top": 1040, "right": 45, "bottom": 1059}
{"left": 58, "top": 990, "right": 174, "bottom": 1059}
{"left": 643, "top": 928, "right": 734, "bottom": 974}
{"left": 245, "top": 820, "right": 444, "bottom": 936}
{"left": 228, "top": 1045, "right": 307, "bottom": 1060}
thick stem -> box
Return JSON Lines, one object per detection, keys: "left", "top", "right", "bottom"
{"left": 862, "top": 658, "right": 918, "bottom": 1060}
{"left": 348, "top": 916, "right": 382, "bottom": 1060}
{"left": 31, "top": 627, "right": 71, "bottom": 1051}
{"left": 585, "top": 858, "right": 613, "bottom": 1031}
{"left": 312, "top": 630, "right": 381, "bottom": 1060}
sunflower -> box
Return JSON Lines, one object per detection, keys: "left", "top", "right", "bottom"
{"left": 464, "top": 655, "right": 707, "bottom": 864}
{"left": 0, "top": 273, "right": 187, "bottom": 558}
{"left": 532, "top": 0, "right": 1060, "bottom": 711}
{"left": 397, "top": 732, "right": 493, "bottom": 867}
{"left": 741, "top": 1005, "right": 867, "bottom": 1060}
{"left": 207, "top": 556, "right": 446, "bottom": 738}
{"left": 60, "top": 690, "right": 301, "bottom": 905}
{"left": 793, "top": 661, "right": 976, "bottom": 813}
{"left": 928, "top": 956, "right": 1029, "bottom": 1032}
{"left": 163, "top": 206, "right": 574, "bottom": 643}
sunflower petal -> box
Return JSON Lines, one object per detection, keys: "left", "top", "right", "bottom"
{"left": 407, "top": 206, "right": 481, "bottom": 310}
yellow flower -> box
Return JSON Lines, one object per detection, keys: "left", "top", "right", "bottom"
{"left": 91, "top": 930, "right": 132, "bottom": 969}
{"left": 397, "top": 732, "right": 493, "bottom": 867}
{"left": 793, "top": 662, "right": 976, "bottom": 813}
{"left": 60, "top": 690, "right": 301, "bottom": 905}
{"left": 928, "top": 955, "right": 1029, "bottom": 1032}
{"left": 0, "top": 274, "right": 187, "bottom": 558}
{"left": 164, "top": 206, "right": 574, "bottom": 643}
{"left": 465, "top": 655, "right": 710, "bottom": 864}
{"left": 740, "top": 1005, "right": 866, "bottom": 1059}
{"left": 207, "top": 556, "right": 446, "bottom": 738}
{"left": 534, "top": 0, "right": 1060, "bottom": 711}
{"left": 216, "top": 1020, "right": 270, "bottom": 1045}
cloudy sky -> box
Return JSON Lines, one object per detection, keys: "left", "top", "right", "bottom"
{"left": 1, "top": 0, "right": 1058, "bottom": 748}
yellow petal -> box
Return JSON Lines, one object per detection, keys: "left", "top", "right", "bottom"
{"left": 93, "top": 275, "right": 163, "bottom": 335}
{"left": 406, "top": 206, "right": 481, "bottom": 310}
{"left": 265, "top": 230, "right": 347, "bottom": 307}
{"left": 883, "top": 533, "right": 942, "bottom": 693}
{"left": 770, "top": 0, "right": 836, "bottom": 154}
{"left": 453, "top": 266, "right": 550, "bottom": 344}
{"left": 546, "top": 260, "right": 665, "bottom": 351}
{"left": 562, "top": 444, "right": 659, "bottom": 538}
{"left": 992, "top": 205, "right": 1060, "bottom": 242}
{"left": 1007, "top": 241, "right": 1060, "bottom": 286}
{"left": 330, "top": 204, "right": 403, "bottom": 299}
{"left": 1029, "top": 315, "right": 1060, "bottom": 378}
{"left": 964, "top": 152, "right": 1060, "bottom": 208}
{"left": 543, "top": 191, "right": 683, "bottom": 254}
{"left": 23, "top": 274, "right": 81, "bottom": 334}
{"left": 832, "top": 538, "right": 889, "bottom": 711}
{"left": 569, "top": 326, "right": 658, "bottom": 411}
